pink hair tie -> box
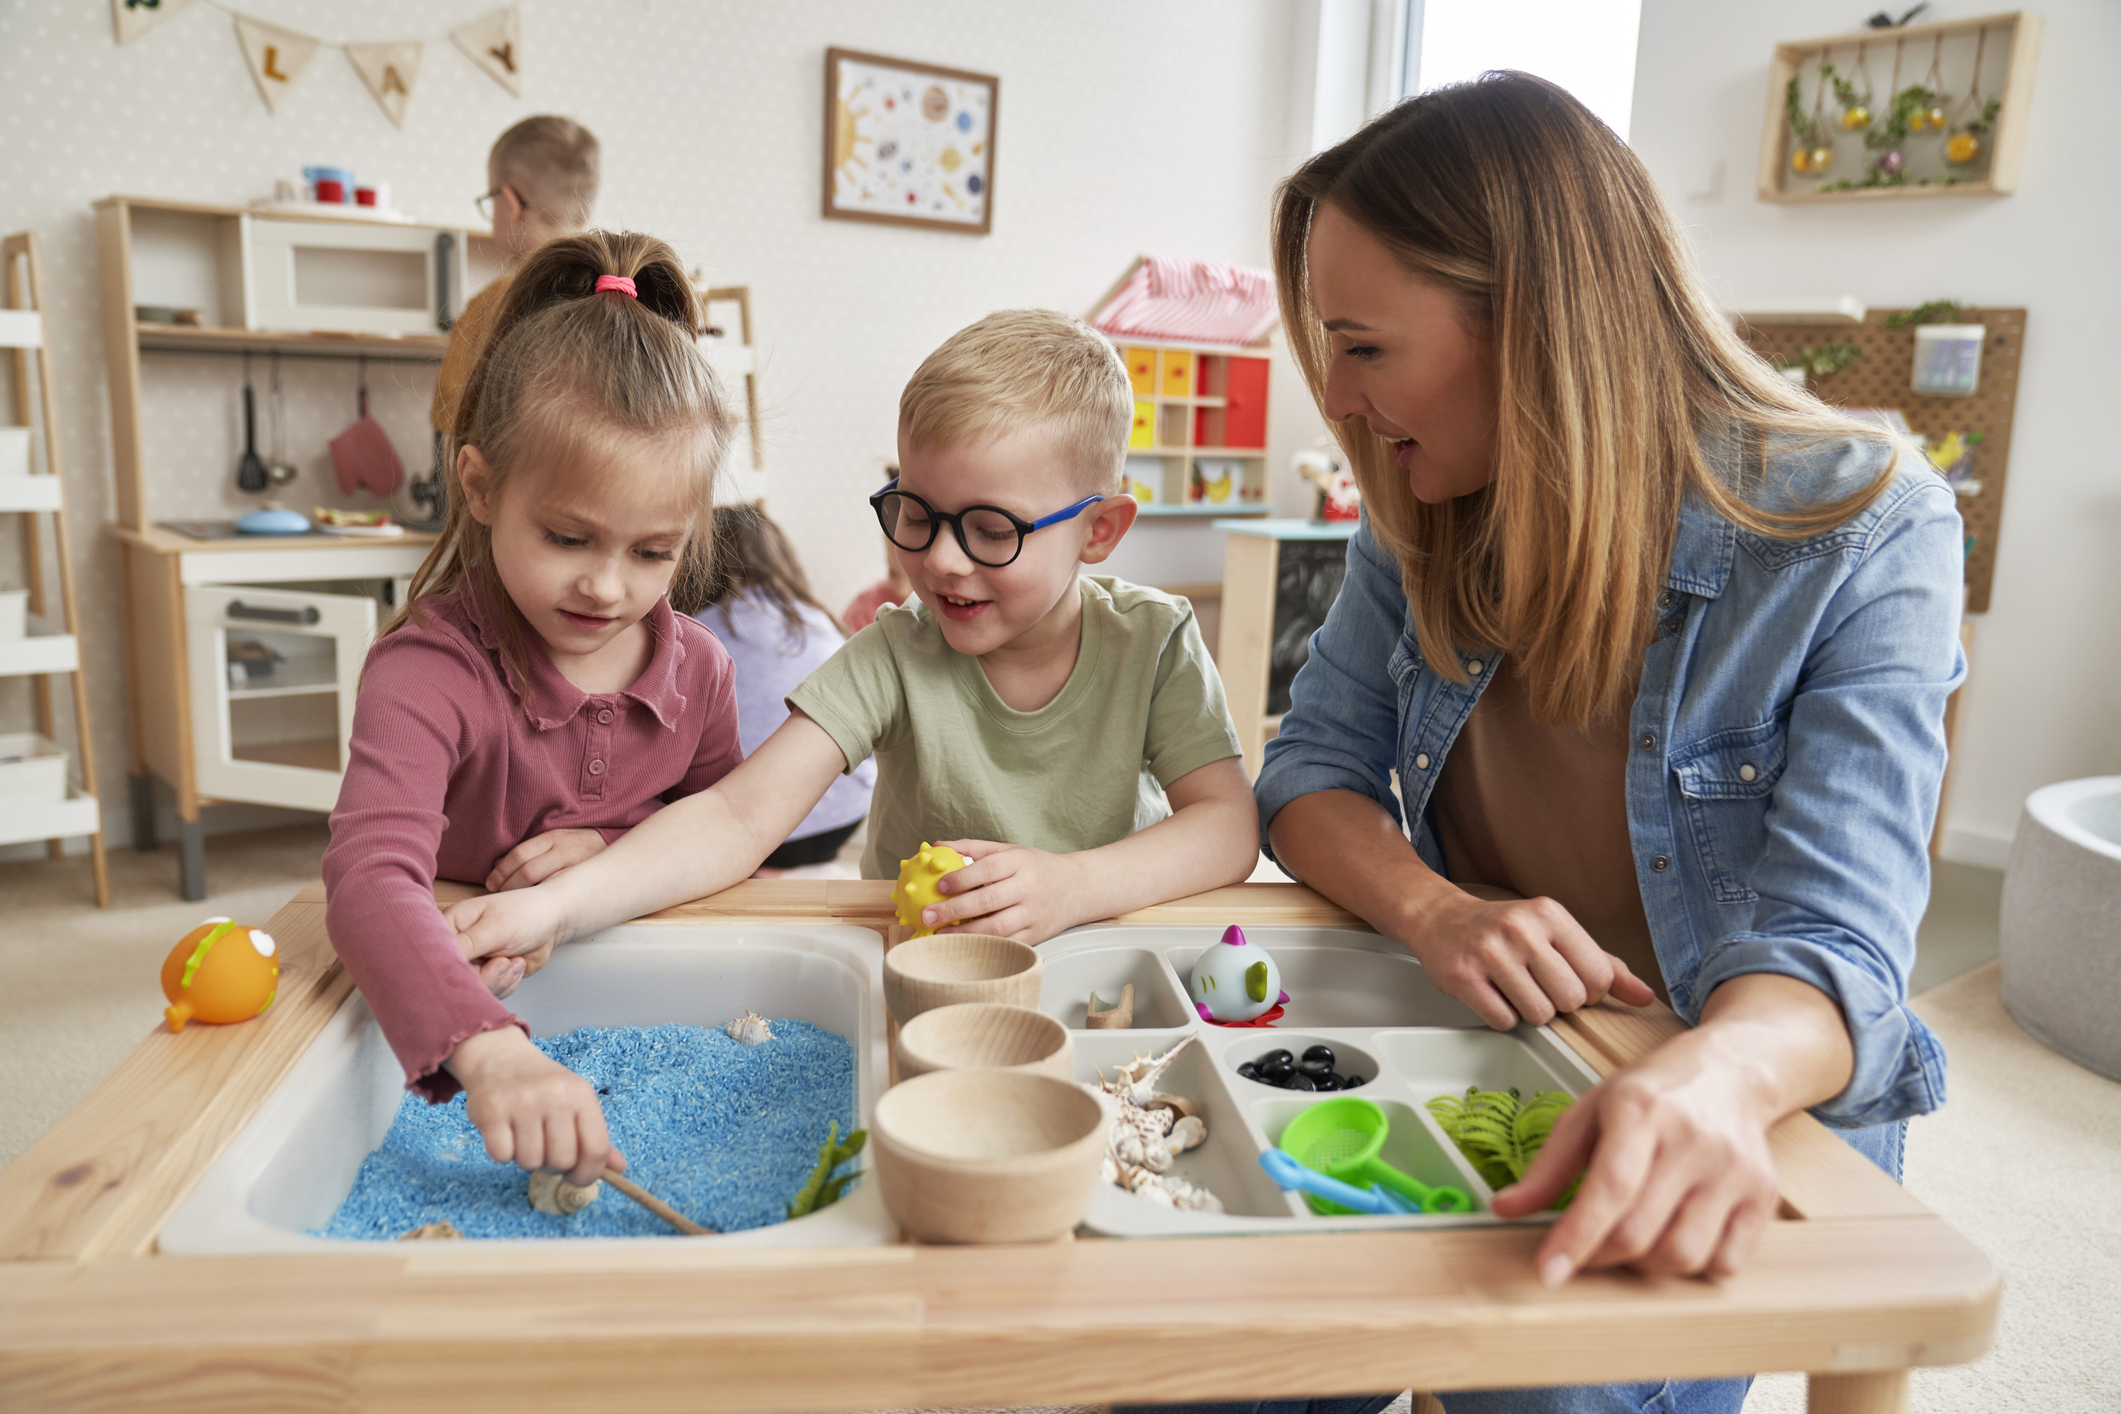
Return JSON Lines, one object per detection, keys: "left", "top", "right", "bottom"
{"left": 594, "top": 274, "right": 637, "bottom": 299}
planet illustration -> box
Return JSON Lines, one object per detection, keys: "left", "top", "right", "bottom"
{"left": 967, "top": 174, "right": 983, "bottom": 195}
{"left": 956, "top": 110, "right": 973, "bottom": 132}
{"left": 922, "top": 85, "right": 948, "bottom": 121}
{"left": 938, "top": 147, "right": 962, "bottom": 173}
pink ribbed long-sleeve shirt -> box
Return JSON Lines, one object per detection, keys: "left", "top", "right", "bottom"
{"left": 323, "top": 581, "right": 741, "bottom": 1100}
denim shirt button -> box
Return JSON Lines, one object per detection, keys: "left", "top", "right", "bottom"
{"left": 1650, "top": 854, "right": 1670, "bottom": 871}
{"left": 1464, "top": 659, "right": 1484, "bottom": 675}
{"left": 1739, "top": 763, "right": 1758, "bottom": 782}
{"left": 1638, "top": 731, "right": 1657, "bottom": 752}
{"left": 1414, "top": 752, "right": 1432, "bottom": 770}
{"left": 1658, "top": 589, "right": 1676, "bottom": 608}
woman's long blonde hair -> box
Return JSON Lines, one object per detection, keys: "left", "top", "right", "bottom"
{"left": 380, "top": 230, "right": 728, "bottom": 713}
{"left": 1272, "top": 72, "right": 1898, "bottom": 727}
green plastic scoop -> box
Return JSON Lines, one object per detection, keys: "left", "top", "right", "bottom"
{"left": 1280, "top": 1096, "right": 1473, "bottom": 1215}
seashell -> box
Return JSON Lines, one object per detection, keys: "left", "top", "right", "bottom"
{"left": 725, "top": 1009, "right": 775, "bottom": 1045}
{"left": 397, "top": 1220, "right": 464, "bottom": 1240}
{"left": 1140, "top": 1143, "right": 1173, "bottom": 1173}
{"left": 1084, "top": 983, "right": 1135, "bottom": 1029}
{"left": 527, "top": 1170, "right": 599, "bottom": 1215}
{"left": 1167, "top": 1116, "right": 1207, "bottom": 1154}
{"left": 1144, "top": 1094, "right": 1197, "bottom": 1121}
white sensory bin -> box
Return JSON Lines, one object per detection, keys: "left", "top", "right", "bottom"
{"left": 160, "top": 923, "right": 1599, "bottom": 1250}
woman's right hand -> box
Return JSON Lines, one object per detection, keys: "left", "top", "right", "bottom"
{"left": 445, "top": 1027, "right": 624, "bottom": 1188}
{"left": 1402, "top": 887, "right": 1657, "bottom": 1029}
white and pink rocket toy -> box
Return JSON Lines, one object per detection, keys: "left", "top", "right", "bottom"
{"left": 1186, "top": 925, "right": 1287, "bottom": 1024}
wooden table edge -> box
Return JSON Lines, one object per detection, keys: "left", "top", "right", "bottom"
{"left": 0, "top": 881, "right": 2000, "bottom": 1414}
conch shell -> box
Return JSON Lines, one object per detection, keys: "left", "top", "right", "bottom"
{"left": 1087, "top": 1036, "right": 1223, "bottom": 1213}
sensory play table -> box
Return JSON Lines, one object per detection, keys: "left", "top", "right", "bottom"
{"left": 0, "top": 881, "right": 1997, "bottom": 1412}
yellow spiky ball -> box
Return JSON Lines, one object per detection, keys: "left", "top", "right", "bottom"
{"left": 891, "top": 842, "right": 968, "bottom": 938}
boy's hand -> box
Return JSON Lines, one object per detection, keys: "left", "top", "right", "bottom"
{"left": 448, "top": 889, "right": 569, "bottom": 998}
{"left": 923, "top": 840, "right": 1086, "bottom": 945}
{"left": 446, "top": 1026, "right": 626, "bottom": 1189}
{"left": 486, "top": 827, "right": 608, "bottom": 892}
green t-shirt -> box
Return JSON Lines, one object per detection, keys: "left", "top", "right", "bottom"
{"left": 787, "top": 575, "right": 1242, "bottom": 880}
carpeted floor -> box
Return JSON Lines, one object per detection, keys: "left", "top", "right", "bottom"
{"left": 2, "top": 838, "right": 2115, "bottom": 1411}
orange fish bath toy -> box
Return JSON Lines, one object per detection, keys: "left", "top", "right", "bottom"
{"left": 161, "top": 916, "right": 279, "bottom": 1033}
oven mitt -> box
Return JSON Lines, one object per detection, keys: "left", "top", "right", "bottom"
{"left": 329, "top": 388, "right": 405, "bottom": 499}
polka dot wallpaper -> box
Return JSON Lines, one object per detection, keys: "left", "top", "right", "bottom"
{"left": 0, "top": 0, "right": 1325, "bottom": 847}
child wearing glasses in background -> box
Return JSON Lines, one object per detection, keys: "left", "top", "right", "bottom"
{"left": 448, "top": 308, "right": 1256, "bottom": 964}
{"left": 431, "top": 115, "right": 601, "bottom": 440}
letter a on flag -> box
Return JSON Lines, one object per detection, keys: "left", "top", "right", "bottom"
{"left": 346, "top": 41, "right": 424, "bottom": 128}
{"left": 451, "top": 7, "right": 523, "bottom": 98}
{"left": 233, "top": 13, "right": 320, "bottom": 114}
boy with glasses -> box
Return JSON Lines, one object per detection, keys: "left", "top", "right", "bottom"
{"left": 447, "top": 310, "right": 1255, "bottom": 957}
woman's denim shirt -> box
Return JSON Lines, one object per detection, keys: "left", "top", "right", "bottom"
{"left": 1256, "top": 436, "right": 1965, "bottom": 1129}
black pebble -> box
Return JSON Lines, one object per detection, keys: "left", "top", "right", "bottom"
{"left": 1286, "top": 1072, "right": 1317, "bottom": 1091}
{"left": 1341, "top": 1073, "right": 1367, "bottom": 1089}
{"left": 1237, "top": 1062, "right": 1261, "bottom": 1081}
{"left": 1298, "top": 1057, "right": 1333, "bottom": 1079}
{"left": 1315, "top": 1074, "right": 1343, "bottom": 1092}
{"left": 1256, "top": 1049, "right": 1295, "bottom": 1071}
{"left": 1301, "top": 1044, "right": 1336, "bottom": 1069}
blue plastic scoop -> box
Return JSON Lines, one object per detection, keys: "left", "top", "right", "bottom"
{"left": 1259, "top": 1148, "right": 1420, "bottom": 1216}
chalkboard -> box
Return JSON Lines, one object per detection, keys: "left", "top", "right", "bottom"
{"left": 1266, "top": 538, "right": 1348, "bottom": 715}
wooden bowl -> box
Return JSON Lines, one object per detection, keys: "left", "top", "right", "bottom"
{"left": 881, "top": 934, "right": 1042, "bottom": 1024}
{"left": 871, "top": 1069, "right": 1109, "bottom": 1244}
{"left": 894, "top": 1002, "right": 1075, "bottom": 1082}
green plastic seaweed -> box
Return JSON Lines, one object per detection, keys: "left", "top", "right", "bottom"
{"left": 1426, "top": 1086, "right": 1574, "bottom": 1192}
{"left": 785, "top": 1122, "right": 868, "bottom": 1219}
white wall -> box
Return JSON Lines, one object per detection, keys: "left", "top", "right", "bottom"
{"left": 0, "top": 0, "right": 1324, "bottom": 853}
{"left": 1627, "top": 0, "right": 2121, "bottom": 866}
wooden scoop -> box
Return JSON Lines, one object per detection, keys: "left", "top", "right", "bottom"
{"left": 528, "top": 1169, "right": 715, "bottom": 1236}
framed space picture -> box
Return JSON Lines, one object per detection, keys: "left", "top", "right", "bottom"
{"left": 823, "top": 47, "right": 998, "bottom": 234}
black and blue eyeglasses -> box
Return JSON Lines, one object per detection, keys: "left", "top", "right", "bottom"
{"left": 868, "top": 479, "right": 1107, "bottom": 569}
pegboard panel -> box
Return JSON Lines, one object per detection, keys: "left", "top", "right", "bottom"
{"left": 1739, "top": 307, "right": 2023, "bottom": 614}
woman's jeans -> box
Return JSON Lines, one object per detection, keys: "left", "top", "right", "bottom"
{"left": 1122, "top": 1121, "right": 1904, "bottom": 1414}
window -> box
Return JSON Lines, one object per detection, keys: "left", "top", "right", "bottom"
{"left": 1401, "top": 0, "right": 1643, "bottom": 140}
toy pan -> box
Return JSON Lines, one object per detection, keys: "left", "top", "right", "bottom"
{"left": 158, "top": 924, "right": 894, "bottom": 1254}
{"left": 1037, "top": 926, "right": 1603, "bottom": 1238}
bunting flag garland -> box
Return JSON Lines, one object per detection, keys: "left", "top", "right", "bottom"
{"left": 345, "top": 40, "right": 424, "bottom": 127}
{"left": 451, "top": 9, "right": 523, "bottom": 98}
{"left": 110, "top": 2, "right": 523, "bottom": 121}
{"left": 233, "top": 12, "right": 321, "bottom": 114}
{"left": 111, "top": 0, "right": 197, "bottom": 45}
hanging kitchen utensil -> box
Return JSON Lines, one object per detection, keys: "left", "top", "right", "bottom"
{"left": 265, "top": 352, "right": 299, "bottom": 487}
{"left": 329, "top": 356, "right": 405, "bottom": 499}
{"left": 235, "top": 351, "right": 269, "bottom": 495}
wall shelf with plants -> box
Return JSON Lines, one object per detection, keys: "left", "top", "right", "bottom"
{"left": 1757, "top": 10, "right": 2041, "bottom": 204}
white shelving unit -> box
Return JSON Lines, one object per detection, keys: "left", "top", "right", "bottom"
{"left": 2, "top": 231, "right": 109, "bottom": 904}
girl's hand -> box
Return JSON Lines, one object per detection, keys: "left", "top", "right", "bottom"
{"left": 1404, "top": 889, "right": 1656, "bottom": 1029}
{"left": 921, "top": 840, "right": 1087, "bottom": 945}
{"left": 1491, "top": 1027, "right": 1779, "bottom": 1284}
{"left": 448, "top": 890, "right": 568, "bottom": 998}
{"left": 445, "top": 1027, "right": 626, "bottom": 1189}
{"left": 486, "top": 827, "right": 608, "bottom": 892}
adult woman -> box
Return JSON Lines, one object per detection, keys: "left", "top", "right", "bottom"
{"left": 1251, "top": 73, "right": 1961, "bottom": 1413}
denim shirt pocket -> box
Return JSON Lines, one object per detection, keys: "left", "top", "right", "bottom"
{"left": 1670, "top": 719, "right": 1787, "bottom": 904}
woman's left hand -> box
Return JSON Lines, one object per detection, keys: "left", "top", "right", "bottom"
{"left": 1490, "top": 1026, "right": 1781, "bottom": 1284}
{"left": 919, "top": 839, "right": 1085, "bottom": 945}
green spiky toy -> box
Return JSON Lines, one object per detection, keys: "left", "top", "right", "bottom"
{"left": 785, "top": 1122, "right": 867, "bottom": 1219}
{"left": 1426, "top": 1086, "right": 1576, "bottom": 1203}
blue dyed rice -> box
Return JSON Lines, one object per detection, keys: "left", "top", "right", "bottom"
{"left": 313, "top": 1020, "right": 856, "bottom": 1240}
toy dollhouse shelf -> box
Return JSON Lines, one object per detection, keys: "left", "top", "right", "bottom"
{"left": 133, "top": 324, "right": 449, "bottom": 361}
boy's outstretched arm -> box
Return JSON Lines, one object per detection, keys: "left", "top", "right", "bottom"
{"left": 919, "top": 756, "right": 1257, "bottom": 944}
{"left": 448, "top": 711, "right": 850, "bottom": 960}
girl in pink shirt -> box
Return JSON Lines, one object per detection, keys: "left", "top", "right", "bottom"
{"left": 323, "top": 231, "right": 739, "bottom": 1189}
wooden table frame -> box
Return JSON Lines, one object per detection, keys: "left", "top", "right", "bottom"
{"left": 0, "top": 882, "right": 1998, "bottom": 1412}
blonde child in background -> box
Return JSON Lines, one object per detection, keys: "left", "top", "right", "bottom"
{"left": 448, "top": 308, "right": 1257, "bottom": 965}
{"left": 696, "top": 503, "right": 876, "bottom": 872}
{"left": 325, "top": 231, "right": 738, "bottom": 1189}
{"left": 430, "top": 115, "right": 601, "bottom": 440}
